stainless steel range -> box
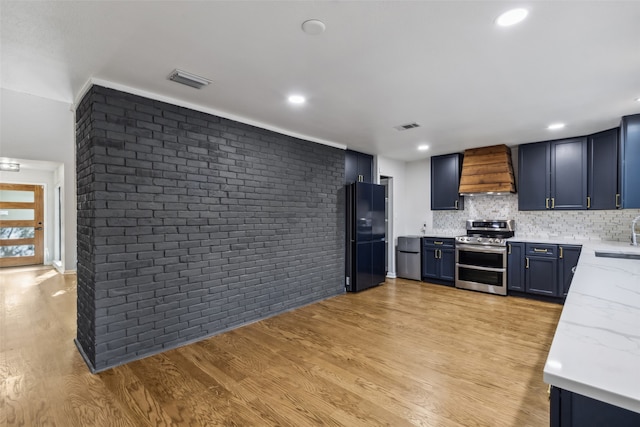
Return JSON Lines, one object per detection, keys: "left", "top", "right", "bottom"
{"left": 455, "top": 219, "right": 515, "bottom": 295}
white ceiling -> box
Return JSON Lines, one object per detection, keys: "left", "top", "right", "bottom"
{"left": 2, "top": 1, "right": 640, "bottom": 161}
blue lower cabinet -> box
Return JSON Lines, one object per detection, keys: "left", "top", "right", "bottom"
{"left": 525, "top": 243, "right": 559, "bottom": 297}
{"left": 439, "top": 248, "right": 455, "bottom": 282}
{"left": 507, "top": 242, "right": 525, "bottom": 291}
{"left": 422, "top": 238, "right": 455, "bottom": 285}
{"left": 559, "top": 245, "right": 582, "bottom": 297}
{"left": 551, "top": 387, "right": 640, "bottom": 427}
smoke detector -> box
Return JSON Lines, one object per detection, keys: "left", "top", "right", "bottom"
{"left": 168, "top": 69, "right": 211, "bottom": 89}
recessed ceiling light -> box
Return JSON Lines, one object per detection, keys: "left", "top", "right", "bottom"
{"left": 288, "top": 95, "right": 306, "bottom": 105}
{"left": 418, "top": 145, "right": 430, "bottom": 151}
{"left": 547, "top": 123, "right": 565, "bottom": 130}
{"left": 496, "top": 8, "right": 529, "bottom": 27}
{"left": 635, "top": 97, "right": 640, "bottom": 102}
{"left": 301, "top": 19, "right": 326, "bottom": 35}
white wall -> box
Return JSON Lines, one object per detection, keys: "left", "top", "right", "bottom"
{"left": 377, "top": 156, "right": 408, "bottom": 277}
{"left": 404, "top": 159, "right": 432, "bottom": 234}
{"left": 0, "top": 168, "right": 56, "bottom": 264}
{"left": 0, "top": 88, "right": 76, "bottom": 272}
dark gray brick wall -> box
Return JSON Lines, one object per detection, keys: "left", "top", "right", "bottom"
{"left": 76, "top": 85, "right": 345, "bottom": 371}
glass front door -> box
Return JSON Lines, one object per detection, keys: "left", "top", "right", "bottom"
{"left": 0, "top": 184, "right": 44, "bottom": 267}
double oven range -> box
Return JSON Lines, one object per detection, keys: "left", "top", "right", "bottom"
{"left": 454, "top": 219, "right": 515, "bottom": 296}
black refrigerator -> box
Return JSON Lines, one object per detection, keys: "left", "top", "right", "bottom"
{"left": 345, "top": 181, "right": 386, "bottom": 292}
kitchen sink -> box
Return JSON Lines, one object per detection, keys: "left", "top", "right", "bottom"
{"left": 595, "top": 251, "right": 640, "bottom": 260}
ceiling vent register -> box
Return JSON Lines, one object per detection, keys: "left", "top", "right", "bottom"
{"left": 394, "top": 122, "right": 420, "bottom": 131}
{"left": 458, "top": 144, "right": 517, "bottom": 195}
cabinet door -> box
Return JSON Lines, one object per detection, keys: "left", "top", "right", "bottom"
{"left": 526, "top": 256, "right": 558, "bottom": 296}
{"left": 559, "top": 245, "right": 581, "bottom": 297}
{"left": 551, "top": 137, "right": 588, "bottom": 210}
{"left": 507, "top": 242, "right": 525, "bottom": 291}
{"left": 439, "top": 248, "right": 456, "bottom": 281}
{"left": 620, "top": 114, "right": 640, "bottom": 208}
{"left": 588, "top": 129, "right": 619, "bottom": 210}
{"left": 357, "top": 152, "right": 373, "bottom": 183}
{"left": 518, "top": 142, "right": 550, "bottom": 210}
{"left": 345, "top": 150, "right": 359, "bottom": 184}
{"left": 422, "top": 246, "right": 439, "bottom": 279}
{"left": 345, "top": 150, "right": 373, "bottom": 184}
{"left": 431, "top": 153, "right": 464, "bottom": 210}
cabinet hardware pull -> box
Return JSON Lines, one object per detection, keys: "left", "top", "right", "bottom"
{"left": 526, "top": 257, "right": 529, "bottom": 269}
{"left": 508, "top": 244, "right": 512, "bottom": 255}
{"left": 616, "top": 193, "right": 621, "bottom": 208}
{"left": 587, "top": 196, "right": 591, "bottom": 209}
{"left": 533, "top": 248, "right": 548, "bottom": 253}
{"left": 434, "top": 241, "right": 444, "bottom": 245}
{"left": 551, "top": 198, "right": 555, "bottom": 209}
{"left": 454, "top": 200, "right": 459, "bottom": 209}
{"left": 559, "top": 247, "right": 564, "bottom": 259}
{"left": 438, "top": 249, "right": 442, "bottom": 259}
{"left": 545, "top": 198, "right": 550, "bottom": 209}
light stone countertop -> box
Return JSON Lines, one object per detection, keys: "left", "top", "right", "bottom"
{"left": 542, "top": 240, "right": 640, "bottom": 414}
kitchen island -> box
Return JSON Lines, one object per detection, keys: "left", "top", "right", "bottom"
{"left": 543, "top": 240, "right": 640, "bottom": 425}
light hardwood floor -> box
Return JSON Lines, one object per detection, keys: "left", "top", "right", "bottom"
{"left": 1, "top": 267, "right": 562, "bottom": 426}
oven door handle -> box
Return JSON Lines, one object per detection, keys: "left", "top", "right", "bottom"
{"left": 456, "top": 263, "right": 506, "bottom": 273}
{"left": 455, "top": 244, "right": 506, "bottom": 254}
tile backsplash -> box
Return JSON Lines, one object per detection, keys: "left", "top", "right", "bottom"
{"left": 433, "top": 194, "right": 640, "bottom": 242}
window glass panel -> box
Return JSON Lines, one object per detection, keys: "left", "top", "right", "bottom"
{"left": 0, "top": 245, "right": 35, "bottom": 257}
{"left": 0, "top": 227, "right": 35, "bottom": 239}
{"left": 0, "top": 209, "right": 34, "bottom": 220}
{"left": 0, "top": 190, "right": 34, "bottom": 203}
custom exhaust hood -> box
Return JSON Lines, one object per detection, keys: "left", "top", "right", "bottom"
{"left": 458, "top": 144, "right": 517, "bottom": 195}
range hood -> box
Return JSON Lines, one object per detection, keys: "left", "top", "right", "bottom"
{"left": 458, "top": 144, "right": 516, "bottom": 195}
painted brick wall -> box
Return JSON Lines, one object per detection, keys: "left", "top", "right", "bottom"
{"left": 76, "top": 85, "right": 345, "bottom": 371}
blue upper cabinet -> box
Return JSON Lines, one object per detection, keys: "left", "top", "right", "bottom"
{"left": 551, "top": 137, "right": 588, "bottom": 210}
{"left": 519, "top": 137, "right": 587, "bottom": 210}
{"left": 588, "top": 128, "right": 620, "bottom": 210}
{"left": 345, "top": 149, "right": 373, "bottom": 184}
{"left": 620, "top": 114, "right": 640, "bottom": 208}
{"left": 431, "top": 153, "right": 464, "bottom": 210}
{"left": 518, "top": 142, "right": 551, "bottom": 210}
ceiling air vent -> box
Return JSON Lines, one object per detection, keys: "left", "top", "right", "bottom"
{"left": 394, "top": 122, "right": 420, "bottom": 131}
{"left": 168, "top": 69, "right": 211, "bottom": 89}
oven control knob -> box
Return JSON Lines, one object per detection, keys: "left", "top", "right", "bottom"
{"left": 488, "top": 238, "right": 495, "bottom": 244}
{"left": 476, "top": 237, "right": 482, "bottom": 242}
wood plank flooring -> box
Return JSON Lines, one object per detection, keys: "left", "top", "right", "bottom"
{"left": 1, "top": 267, "right": 562, "bottom": 426}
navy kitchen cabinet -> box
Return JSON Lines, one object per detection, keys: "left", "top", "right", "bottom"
{"left": 507, "top": 242, "right": 525, "bottom": 291}
{"left": 558, "top": 245, "right": 581, "bottom": 297}
{"left": 422, "top": 237, "right": 455, "bottom": 285}
{"left": 518, "top": 142, "right": 550, "bottom": 210}
{"left": 345, "top": 149, "right": 373, "bottom": 184}
{"left": 588, "top": 128, "right": 620, "bottom": 210}
{"left": 620, "top": 114, "right": 640, "bottom": 208}
{"left": 431, "top": 154, "right": 464, "bottom": 210}
{"left": 551, "top": 137, "right": 588, "bottom": 209}
{"left": 551, "top": 387, "right": 640, "bottom": 427}
{"left": 519, "top": 138, "right": 587, "bottom": 210}
{"left": 525, "top": 243, "right": 559, "bottom": 296}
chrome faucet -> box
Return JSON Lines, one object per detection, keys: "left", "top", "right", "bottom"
{"left": 632, "top": 215, "right": 640, "bottom": 246}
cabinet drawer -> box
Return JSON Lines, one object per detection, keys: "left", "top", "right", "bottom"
{"left": 525, "top": 243, "right": 558, "bottom": 257}
{"left": 423, "top": 237, "right": 455, "bottom": 248}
